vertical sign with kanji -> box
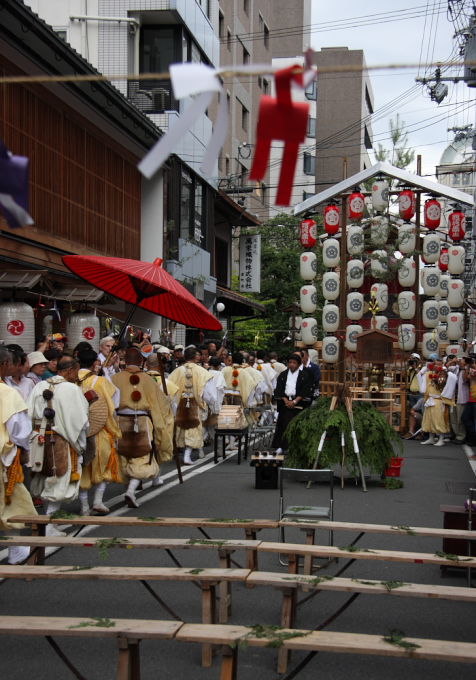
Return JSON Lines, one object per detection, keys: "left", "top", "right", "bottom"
{"left": 239, "top": 234, "right": 261, "bottom": 293}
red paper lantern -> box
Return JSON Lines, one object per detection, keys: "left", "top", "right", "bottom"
{"left": 424, "top": 198, "right": 441, "bottom": 230}
{"left": 398, "top": 190, "right": 416, "bottom": 220}
{"left": 300, "top": 219, "right": 317, "bottom": 247}
{"left": 438, "top": 246, "right": 449, "bottom": 272}
{"left": 324, "top": 204, "right": 340, "bottom": 235}
{"left": 348, "top": 191, "right": 365, "bottom": 221}
{"left": 448, "top": 210, "right": 466, "bottom": 242}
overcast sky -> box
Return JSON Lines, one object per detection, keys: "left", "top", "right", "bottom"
{"left": 310, "top": 0, "right": 475, "bottom": 178}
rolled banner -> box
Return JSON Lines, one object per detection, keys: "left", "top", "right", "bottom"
{"left": 439, "top": 299, "right": 450, "bottom": 321}
{"left": 370, "top": 282, "right": 388, "bottom": 311}
{"left": 300, "top": 284, "right": 318, "bottom": 314}
{"left": 439, "top": 274, "right": 450, "bottom": 298}
{"left": 421, "top": 266, "right": 440, "bottom": 296}
{"left": 398, "top": 257, "right": 416, "bottom": 287}
{"left": 322, "top": 336, "right": 339, "bottom": 363}
{"left": 347, "top": 225, "right": 364, "bottom": 255}
{"left": 370, "top": 215, "right": 389, "bottom": 246}
{"left": 397, "top": 323, "right": 416, "bottom": 351}
{"left": 346, "top": 259, "right": 364, "bottom": 288}
{"left": 322, "top": 304, "right": 339, "bottom": 332}
{"left": 0, "top": 140, "right": 34, "bottom": 228}
{"left": 375, "top": 315, "right": 388, "bottom": 332}
{"left": 301, "top": 317, "right": 318, "bottom": 345}
{"left": 345, "top": 324, "right": 363, "bottom": 352}
{"left": 397, "top": 222, "right": 416, "bottom": 254}
{"left": 447, "top": 279, "right": 464, "bottom": 308}
{"left": 322, "top": 238, "right": 340, "bottom": 268}
{"left": 397, "top": 291, "right": 416, "bottom": 319}
{"left": 447, "top": 245, "right": 465, "bottom": 275}
{"left": 346, "top": 292, "right": 364, "bottom": 320}
{"left": 370, "top": 249, "right": 389, "bottom": 278}
{"left": 422, "top": 233, "right": 441, "bottom": 264}
{"left": 447, "top": 312, "right": 464, "bottom": 341}
{"left": 300, "top": 252, "right": 317, "bottom": 280}
{"left": 421, "top": 332, "right": 439, "bottom": 359}
{"left": 322, "top": 271, "right": 339, "bottom": 300}
{"left": 422, "top": 299, "right": 439, "bottom": 328}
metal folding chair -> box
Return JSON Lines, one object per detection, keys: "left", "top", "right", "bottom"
{"left": 278, "top": 468, "right": 334, "bottom": 569}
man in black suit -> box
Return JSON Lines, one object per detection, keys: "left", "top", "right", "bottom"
{"left": 300, "top": 348, "right": 321, "bottom": 399}
{"left": 272, "top": 353, "right": 314, "bottom": 454}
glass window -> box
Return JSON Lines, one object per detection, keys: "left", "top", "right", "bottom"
{"left": 303, "top": 153, "right": 316, "bottom": 175}
{"left": 180, "top": 168, "right": 193, "bottom": 240}
{"left": 241, "top": 102, "right": 249, "bottom": 131}
{"left": 227, "top": 29, "right": 232, "bottom": 51}
{"left": 219, "top": 11, "right": 224, "bottom": 38}
{"left": 453, "top": 173, "right": 461, "bottom": 185}
{"left": 463, "top": 172, "right": 472, "bottom": 185}
{"left": 264, "top": 24, "right": 270, "bottom": 49}
{"left": 307, "top": 117, "right": 316, "bottom": 138}
{"left": 194, "top": 182, "right": 204, "bottom": 244}
{"left": 243, "top": 45, "right": 250, "bottom": 64}
{"left": 305, "top": 80, "right": 317, "bottom": 101}
{"left": 244, "top": 0, "right": 250, "bottom": 15}
{"left": 141, "top": 27, "right": 176, "bottom": 78}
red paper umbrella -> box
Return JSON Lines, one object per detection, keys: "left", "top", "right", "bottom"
{"left": 62, "top": 255, "right": 222, "bottom": 332}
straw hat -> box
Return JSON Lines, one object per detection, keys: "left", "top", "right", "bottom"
{"left": 87, "top": 396, "right": 109, "bottom": 437}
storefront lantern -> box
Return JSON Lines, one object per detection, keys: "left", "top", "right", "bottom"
{"left": 438, "top": 246, "right": 449, "bottom": 272}
{"left": 0, "top": 302, "right": 35, "bottom": 352}
{"left": 324, "top": 204, "right": 340, "bottom": 235}
{"left": 424, "top": 198, "right": 441, "bottom": 230}
{"left": 299, "top": 218, "right": 317, "bottom": 247}
{"left": 371, "top": 179, "right": 389, "bottom": 212}
{"left": 348, "top": 191, "right": 365, "bottom": 221}
{"left": 448, "top": 210, "right": 466, "bottom": 242}
{"left": 398, "top": 189, "right": 416, "bottom": 221}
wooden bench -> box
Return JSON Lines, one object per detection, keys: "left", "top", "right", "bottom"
{"left": 0, "top": 615, "right": 182, "bottom": 680}
{"left": 0, "top": 565, "right": 249, "bottom": 667}
{"left": 1, "top": 617, "right": 475, "bottom": 680}
{"left": 11, "top": 515, "right": 279, "bottom": 570}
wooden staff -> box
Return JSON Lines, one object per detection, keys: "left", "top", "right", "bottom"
{"left": 157, "top": 358, "right": 183, "bottom": 484}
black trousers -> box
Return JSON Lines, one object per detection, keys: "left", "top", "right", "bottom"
{"left": 272, "top": 406, "right": 302, "bottom": 450}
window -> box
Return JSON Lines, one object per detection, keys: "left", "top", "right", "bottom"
{"left": 453, "top": 173, "right": 461, "bottom": 185}
{"left": 242, "top": 44, "right": 250, "bottom": 64}
{"left": 227, "top": 29, "right": 232, "bottom": 51}
{"left": 139, "top": 25, "right": 179, "bottom": 111}
{"left": 303, "top": 153, "right": 316, "bottom": 175}
{"left": 225, "top": 155, "right": 230, "bottom": 175}
{"left": 219, "top": 11, "right": 224, "bottom": 38}
{"left": 264, "top": 23, "right": 270, "bottom": 49}
{"left": 180, "top": 167, "right": 207, "bottom": 245}
{"left": 54, "top": 28, "right": 68, "bottom": 41}
{"left": 307, "top": 117, "right": 316, "bottom": 138}
{"left": 244, "top": 0, "right": 250, "bottom": 15}
{"left": 463, "top": 172, "right": 472, "bottom": 185}
{"left": 241, "top": 101, "right": 249, "bottom": 131}
{"left": 303, "top": 191, "right": 314, "bottom": 202}
{"left": 262, "top": 78, "right": 269, "bottom": 94}
{"left": 305, "top": 80, "right": 317, "bottom": 101}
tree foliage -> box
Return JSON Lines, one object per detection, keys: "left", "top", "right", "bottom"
{"left": 374, "top": 114, "right": 415, "bottom": 170}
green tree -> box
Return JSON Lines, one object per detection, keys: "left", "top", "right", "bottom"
{"left": 232, "top": 213, "right": 324, "bottom": 353}
{"left": 374, "top": 113, "right": 415, "bottom": 169}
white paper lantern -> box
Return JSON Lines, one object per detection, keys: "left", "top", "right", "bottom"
{"left": 345, "top": 324, "right": 363, "bottom": 352}
{"left": 370, "top": 283, "right": 388, "bottom": 312}
{"left": 371, "top": 179, "right": 389, "bottom": 212}
{"left": 397, "top": 223, "right": 416, "bottom": 254}
{"left": 422, "top": 332, "right": 439, "bottom": 359}
{"left": 422, "top": 300, "right": 439, "bottom": 328}
{"left": 300, "top": 285, "right": 318, "bottom": 314}
{"left": 370, "top": 216, "right": 389, "bottom": 246}
{"left": 66, "top": 313, "right": 100, "bottom": 352}
{"left": 346, "top": 259, "right": 364, "bottom": 288}
{"left": 439, "top": 274, "right": 450, "bottom": 298}
{"left": 0, "top": 302, "right": 35, "bottom": 353}
{"left": 422, "top": 233, "right": 441, "bottom": 264}
{"left": 322, "top": 238, "right": 340, "bottom": 268}
{"left": 300, "top": 317, "right": 318, "bottom": 345}
{"left": 397, "top": 324, "right": 416, "bottom": 350}
{"left": 346, "top": 292, "right": 364, "bottom": 320}
{"left": 322, "top": 336, "right": 339, "bottom": 363}
{"left": 439, "top": 300, "right": 450, "bottom": 321}
{"left": 448, "top": 246, "right": 465, "bottom": 275}
{"left": 291, "top": 315, "right": 302, "bottom": 341}
{"left": 446, "top": 344, "right": 463, "bottom": 358}
{"left": 375, "top": 315, "right": 388, "bottom": 332}
{"left": 370, "top": 250, "right": 389, "bottom": 278}
{"left": 447, "top": 279, "right": 464, "bottom": 308}
{"left": 398, "top": 291, "right": 416, "bottom": 319}
{"left": 421, "top": 266, "right": 440, "bottom": 296}
{"left": 398, "top": 257, "right": 416, "bottom": 287}
{"left": 347, "top": 225, "right": 364, "bottom": 255}
{"left": 300, "top": 252, "right": 317, "bottom": 280}
{"left": 322, "top": 304, "right": 339, "bottom": 332}
{"left": 322, "top": 272, "right": 340, "bottom": 300}
{"left": 447, "top": 313, "right": 464, "bottom": 341}
{"left": 436, "top": 323, "right": 448, "bottom": 344}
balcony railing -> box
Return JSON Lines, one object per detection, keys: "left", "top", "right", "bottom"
{"left": 127, "top": 80, "right": 177, "bottom": 114}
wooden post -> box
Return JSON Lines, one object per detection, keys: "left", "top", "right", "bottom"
{"left": 219, "top": 645, "right": 238, "bottom": 680}
{"left": 338, "top": 195, "right": 348, "bottom": 385}
{"left": 157, "top": 359, "right": 183, "bottom": 484}
{"left": 415, "top": 155, "right": 422, "bottom": 359}
{"left": 218, "top": 549, "right": 232, "bottom": 623}
{"left": 277, "top": 586, "right": 297, "bottom": 673}
{"left": 201, "top": 583, "right": 217, "bottom": 667}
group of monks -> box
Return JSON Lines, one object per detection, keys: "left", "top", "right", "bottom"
{"left": 0, "top": 338, "right": 288, "bottom": 565}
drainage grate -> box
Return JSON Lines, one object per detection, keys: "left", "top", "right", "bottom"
{"left": 445, "top": 481, "right": 475, "bottom": 495}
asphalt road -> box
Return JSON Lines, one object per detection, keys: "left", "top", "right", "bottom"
{"left": 1, "top": 437, "right": 475, "bottom": 680}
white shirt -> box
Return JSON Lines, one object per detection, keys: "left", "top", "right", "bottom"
{"left": 284, "top": 369, "right": 299, "bottom": 399}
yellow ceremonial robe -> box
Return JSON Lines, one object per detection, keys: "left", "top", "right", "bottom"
{"left": 168, "top": 362, "right": 212, "bottom": 449}
{"left": 78, "top": 370, "right": 123, "bottom": 489}
{"left": 0, "top": 382, "right": 37, "bottom": 530}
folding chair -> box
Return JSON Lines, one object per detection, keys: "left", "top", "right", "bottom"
{"left": 278, "top": 468, "right": 334, "bottom": 570}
